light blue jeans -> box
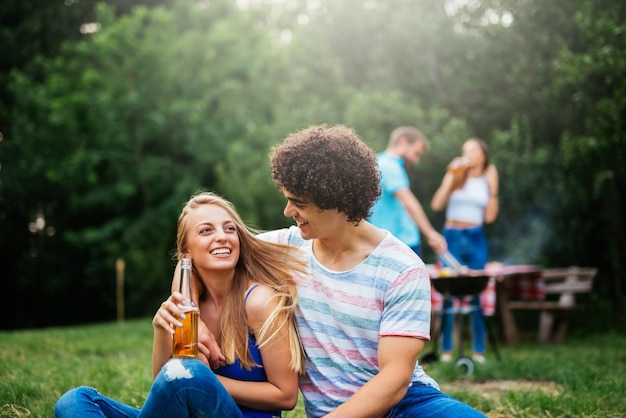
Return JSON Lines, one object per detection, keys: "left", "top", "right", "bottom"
{"left": 54, "top": 359, "right": 246, "bottom": 418}
{"left": 386, "top": 383, "right": 486, "bottom": 417}
{"left": 55, "top": 359, "right": 485, "bottom": 417}
{"left": 441, "top": 226, "right": 488, "bottom": 354}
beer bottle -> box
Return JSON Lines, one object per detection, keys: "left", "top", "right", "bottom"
{"left": 172, "top": 258, "right": 199, "bottom": 358}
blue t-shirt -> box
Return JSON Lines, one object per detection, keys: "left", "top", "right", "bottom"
{"left": 369, "top": 151, "right": 420, "bottom": 248}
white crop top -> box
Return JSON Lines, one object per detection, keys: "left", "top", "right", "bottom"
{"left": 445, "top": 176, "right": 490, "bottom": 225}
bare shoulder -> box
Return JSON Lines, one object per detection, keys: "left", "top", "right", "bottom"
{"left": 486, "top": 164, "right": 498, "bottom": 177}
{"left": 245, "top": 284, "right": 279, "bottom": 319}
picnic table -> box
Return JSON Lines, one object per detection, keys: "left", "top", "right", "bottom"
{"left": 430, "top": 263, "right": 597, "bottom": 345}
{"left": 503, "top": 266, "right": 597, "bottom": 344}
{"left": 484, "top": 263, "right": 544, "bottom": 344}
{"left": 429, "top": 263, "right": 541, "bottom": 313}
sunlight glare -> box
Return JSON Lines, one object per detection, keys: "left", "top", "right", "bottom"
{"left": 80, "top": 22, "right": 101, "bottom": 34}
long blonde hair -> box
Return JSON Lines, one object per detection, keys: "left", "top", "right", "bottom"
{"left": 176, "top": 191, "right": 307, "bottom": 373}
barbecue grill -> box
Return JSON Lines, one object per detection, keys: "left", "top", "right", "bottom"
{"left": 431, "top": 274, "right": 490, "bottom": 297}
{"left": 424, "top": 272, "right": 500, "bottom": 375}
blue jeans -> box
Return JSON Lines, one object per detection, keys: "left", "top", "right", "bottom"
{"left": 387, "top": 383, "right": 486, "bottom": 417}
{"left": 55, "top": 359, "right": 246, "bottom": 418}
{"left": 441, "top": 226, "right": 488, "bottom": 354}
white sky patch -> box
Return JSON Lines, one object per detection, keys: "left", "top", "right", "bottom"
{"left": 446, "top": 0, "right": 513, "bottom": 23}
{"left": 280, "top": 29, "right": 292, "bottom": 44}
{"left": 80, "top": 22, "right": 101, "bottom": 34}
{"left": 237, "top": 0, "right": 289, "bottom": 10}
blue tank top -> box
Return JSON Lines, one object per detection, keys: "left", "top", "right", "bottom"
{"left": 213, "top": 285, "right": 281, "bottom": 418}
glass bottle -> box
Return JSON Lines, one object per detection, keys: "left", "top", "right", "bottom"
{"left": 172, "top": 258, "right": 198, "bottom": 358}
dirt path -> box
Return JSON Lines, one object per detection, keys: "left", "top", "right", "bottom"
{"left": 441, "top": 380, "right": 562, "bottom": 396}
{"left": 440, "top": 380, "right": 562, "bottom": 417}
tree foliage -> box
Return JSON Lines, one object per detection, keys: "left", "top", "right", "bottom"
{"left": 1, "top": 0, "right": 624, "bottom": 330}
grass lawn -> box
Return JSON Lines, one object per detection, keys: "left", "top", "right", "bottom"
{"left": 1, "top": 318, "right": 625, "bottom": 417}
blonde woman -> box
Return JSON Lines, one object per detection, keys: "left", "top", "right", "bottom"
{"left": 55, "top": 191, "right": 307, "bottom": 418}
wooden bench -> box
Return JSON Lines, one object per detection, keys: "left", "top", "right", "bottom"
{"left": 506, "top": 266, "right": 597, "bottom": 344}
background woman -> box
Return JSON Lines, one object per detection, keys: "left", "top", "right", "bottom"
{"left": 56, "top": 191, "right": 307, "bottom": 417}
{"left": 431, "top": 138, "right": 499, "bottom": 363}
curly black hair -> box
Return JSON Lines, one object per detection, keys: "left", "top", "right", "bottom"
{"left": 270, "top": 124, "right": 381, "bottom": 225}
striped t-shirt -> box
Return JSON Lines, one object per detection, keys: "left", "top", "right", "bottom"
{"left": 258, "top": 226, "right": 439, "bottom": 418}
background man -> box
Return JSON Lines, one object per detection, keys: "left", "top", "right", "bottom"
{"left": 369, "top": 126, "right": 447, "bottom": 258}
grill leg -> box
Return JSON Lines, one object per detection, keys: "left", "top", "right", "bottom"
{"left": 457, "top": 311, "right": 465, "bottom": 359}
{"left": 485, "top": 316, "right": 501, "bottom": 360}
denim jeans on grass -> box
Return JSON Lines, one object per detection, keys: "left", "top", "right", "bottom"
{"left": 441, "top": 226, "right": 488, "bottom": 354}
{"left": 386, "top": 383, "right": 486, "bottom": 417}
{"left": 54, "top": 358, "right": 246, "bottom": 418}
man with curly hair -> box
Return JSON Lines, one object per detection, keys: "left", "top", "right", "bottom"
{"left": 259, "top": 124, "right": 486, "bottom": 417}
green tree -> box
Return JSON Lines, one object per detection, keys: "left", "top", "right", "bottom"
{"left": 2, "top": 0, "right": 288, "bottom": 328}
{"left": 2, "top": 0, "right": 624, "bottom": 332}
{"left": 547, "top": 1, "right": 626, "bottom": 323}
